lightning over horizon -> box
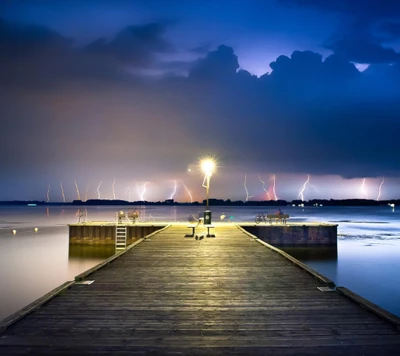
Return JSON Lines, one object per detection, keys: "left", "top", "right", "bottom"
{"left": 96, "top": 181, "right": 102, "bottom": 199}
{"left": 46, "top": 184, "right": 50, "bottom": 203}
{"left": 298, "top": 174, "right": 318, "bottom": 202}
{"left": 137, "top": 182, "right": 148, "bottom": 201}
{"left": 124, "top": 185, "right": 132, "bottom": 202}
{"left": 244, "top": 174, "right": 254, "bottom": 202}
{"left": 112, "top": 178, "right": 116, "bottom": 200}
{"left": 74, "top": 180, "right": 81, "bottom": 201}
{"left": 180, "top": 180, "right": 193, "bottom": 203}
{"left": 169, "top": 180, "right": 177, "bottom": 200}
{"left": 85, "top": 184, "right": 90, "bottom": 202}
{"left": 272, "top": 175, "right": 278, "bottom": 201}
{"left": 377, "top": 177, "right": 385, "bottom": 201}
{"left": 60, "top": 182, "right": 66, "bottom": 202}
{"left": 360, "top": 178, "right": 367, "bottom": 199}
{"left": 298, "top": 175, "right": 310, "bottom": 202}
{"left": 258, "top": 175, "right": 271, "bottom": 200}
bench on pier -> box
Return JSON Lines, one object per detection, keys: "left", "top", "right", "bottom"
{"left": 266, "top": 213, "right": 289, "bottom": 224}
{"left": 186, "top": 224, "right": 215, "bottom": 238}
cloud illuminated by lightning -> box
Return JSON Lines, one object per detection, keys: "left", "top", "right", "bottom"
{"left": 180, "top": 180, "right": 193, "bottom": 203}
{"left": 46, "top": 184, "right": 50, "bottom": 203}
{"left": 360, "top": 178, "right": 367, "bottom": 199}
{"left": 244, "top": 174, "right": 254, "bottom": 202}
{"left": 96, "top": 181, "right": 102, "bottom": 199}
{"left": 169, "top": 180, "right": 177, "bottom": 200}
{"left": 258, "top": 175, "right": 271, "bottom": 200}
{"left": 60, "top": 182, "right": 66, "bottom": 202}
{"left": 272, "top": 175, "right": 278, "bottom": 201}
{"left": 136, "top": 182, "right": 148, "bottom": 201}
{"left": 112, "top": 178, "right": 116, "bottom": 200}
{"left": 377, "top": 177, "right": 384, "bottom": 201}
{"left": 74, "top": 180, "right": 81, "bottom": 200}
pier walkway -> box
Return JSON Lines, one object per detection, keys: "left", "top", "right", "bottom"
{"left": 1, "top": 225, "right": 400, "bottom": 355}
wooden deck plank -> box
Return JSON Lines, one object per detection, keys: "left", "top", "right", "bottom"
{"left": 1, "top": 224, "right": 400, "bottom": 354}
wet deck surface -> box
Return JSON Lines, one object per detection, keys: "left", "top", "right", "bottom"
{"left": 1, "top": 225, "right": 400, "bottom": 355}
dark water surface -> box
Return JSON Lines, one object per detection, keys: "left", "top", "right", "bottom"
{"left": 1, "top": 205, "right": 399, "bottom": 320}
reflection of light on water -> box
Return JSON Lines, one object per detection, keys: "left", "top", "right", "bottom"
{"left": 172, "top": 206, "right": 177, "bottom": 222}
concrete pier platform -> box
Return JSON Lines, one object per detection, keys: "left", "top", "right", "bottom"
{"left": 69, "top": 222, "right": 166, "bottom": 245}
{"left": 240, "top": 222, "right": 338, "bottom": 246}
{"left": 69, "top": 221, "right": 338, "bottom": 246}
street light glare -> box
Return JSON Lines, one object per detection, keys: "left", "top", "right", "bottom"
{"left": 201, "top": 158, "right": 215, "bottom": 176}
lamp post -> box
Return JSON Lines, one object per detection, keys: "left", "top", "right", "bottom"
{"left": 201, "top": 157, "right": 215, "bottom": 224}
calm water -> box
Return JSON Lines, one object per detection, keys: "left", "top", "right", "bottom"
{"left": 1, "top": 204, "right": 399, "bottom": 320}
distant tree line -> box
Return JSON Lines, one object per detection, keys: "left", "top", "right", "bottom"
{"left": 1, "top": 198, "right": 399, "bottom": 207}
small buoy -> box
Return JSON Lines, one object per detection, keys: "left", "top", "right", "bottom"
{"left": 34, "top": 227, "right": 39, "bottom": 232}
{"left": 12, "top": 229, "right": 17, "bottom": 235}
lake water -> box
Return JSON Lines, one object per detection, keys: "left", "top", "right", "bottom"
{"left": 1, "top": 204, "right": 399, "bottom": 321}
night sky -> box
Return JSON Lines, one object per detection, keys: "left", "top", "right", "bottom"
{"left": 1, "top": 0, "right": 400, "bottom": 202}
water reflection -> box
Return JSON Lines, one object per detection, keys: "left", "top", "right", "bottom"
{"left": 281, "top": 246, "right": 338, "bottom": 262}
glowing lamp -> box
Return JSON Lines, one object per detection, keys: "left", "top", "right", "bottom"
{"left": 34, "top": 227, "right": 39, "bottom": 232}
{"left": 12, "top": 229, "right": 17, "bottom": 235}
{"left": 201, "top": 159, "right": 215, "bottom": 177}
{"left": 201, "top": 156, "right": 216, "bottom": 214}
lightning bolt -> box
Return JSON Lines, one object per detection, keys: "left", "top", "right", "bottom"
{"left": 74, "top": 180, "right": 81, "bottom": 200}
{"left": 180, "top": 180, "right": 193, "bottom": 203}
{"left": 60, "top": 182, "right": 66, "bottom": 202}
{"left": 272, "top": 175, "right": 278, "bottom": 201}
{"left": 258, "top": 175, "right": 271, "bottom": 200}
{"left": 46, "top": 184, "right": 50, "bottom": 203}
{"left": 124, "top": 185, "right": 132, "bottom": 201}
{"left": 136, "top": 182, "right": 148, "bottom": 201}
{"left": 309, "top": 181, "right": 318, "bottom": 193}
{"left": 244, "top": 174, "right": 254, "bottom": 201}
{"left": 360, "top": 178, "right": 367, "bottom": 199}
{"left": 169, "top": 180, "right": 177, "bottom": 200}
{"left": 112, "top": 178, "right": 116, "bottom": 200}
{"left": 96, "top": 181, "right": 102, "bottom": 199}
{"left": 298, "top": 175, "right": 310, "bottom": 202}
{"left": 85, "top": 184, "right": 90, "bottom": 202}
{"left": 377, "top": 177, "right": 384, "bottom": 201}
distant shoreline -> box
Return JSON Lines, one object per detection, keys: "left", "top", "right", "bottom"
{"left": 0, "top": 198, "right": 398, "bottom": 207}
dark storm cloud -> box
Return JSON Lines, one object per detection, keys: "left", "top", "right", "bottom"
{"left": 280, "top": 0, "right": 400, "bottom": 18}
{"left": 178, "top": 46, "right": 400, "bottom": 178}
{"left": 325, "top": 37, "right": 400, "bottom": 64}
{"left": 378, "top": 22, "right": 400, "bottom": 38}
{"left": 0, "top": 18, "right": 72, "bottom": 58}
{"left": 85, "top": 21, "right": 174, "bottom": 67}
{"left": 281, "top": 0, "right": 400, "bottom": 64}
{"left": 189, "top": 45, "right": 239, "bottom": 79}
{"left": 0, "top": 18, "right": 176, "bottom": 88}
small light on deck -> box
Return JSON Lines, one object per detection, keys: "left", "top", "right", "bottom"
{"left": 317, "top": 286, "right": 335, "bottom": 292}
{"left": 12, "top": 229, "right": 17, "bottom": 235}
{"left": 34, "top": 227, "right": 39, "bottom": 232}
{"left": 75, "top": 280, "right": 95, "bottom": 285}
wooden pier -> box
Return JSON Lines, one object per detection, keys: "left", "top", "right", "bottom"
{"left": 1, "top": 224, "right": 400, "bottom": 355}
